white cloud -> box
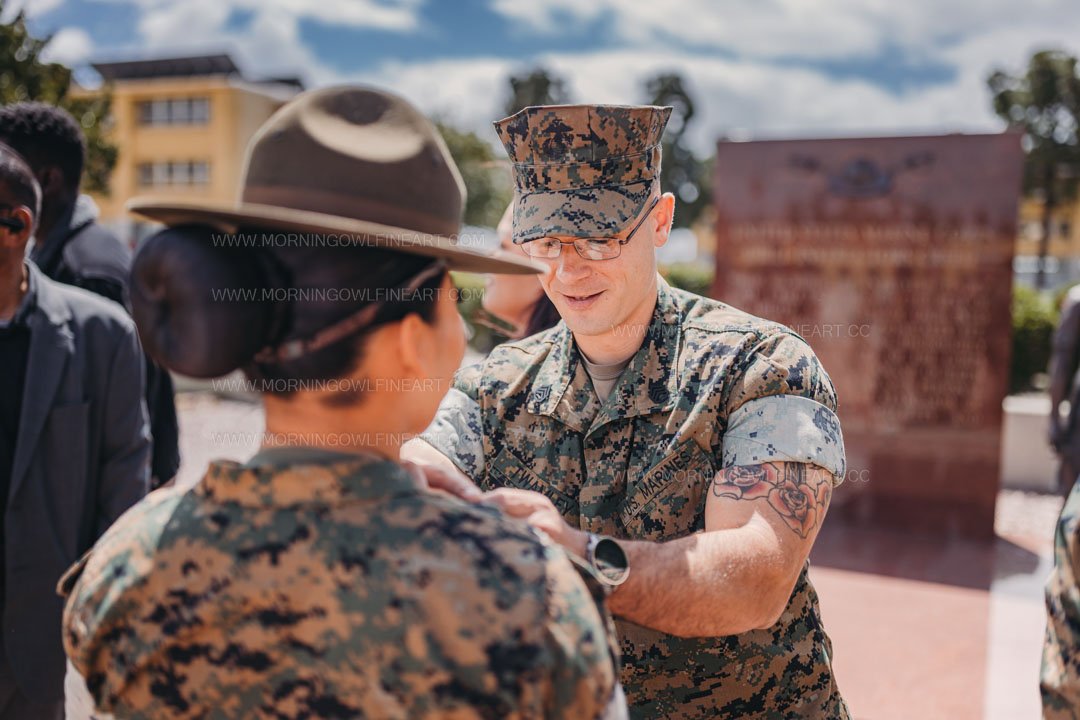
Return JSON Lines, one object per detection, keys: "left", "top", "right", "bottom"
{"left": 74, "top": 0, "right": 1078, "bottom": 159}
{"left": 353, "top": 40, "right": 1041, "bottom": 158}
{"left": 357, "top": 56, "right": 517, "bottom": 141}
{"left": 488, "top": 0, "right": 1080, "bottom": 65}
{"left": 87, "top": 0, "right": 424, "bottom": 84}
{"left": 104, "top": 0, "right": 425, "bottom": 33}
{"left": 40, "top": 26, "right": 94, "bottom": 65}
{"left": 88, "top": 0, "right": 411, "bottom": 86}
{"left": 135, "top": 0, "right": 231, "bottom": 49}
{"left": 264, "top": 0, "right": 423, "bottom": 32}
{"left": 361, "top": 0, "right": 1080, "bottom": 157}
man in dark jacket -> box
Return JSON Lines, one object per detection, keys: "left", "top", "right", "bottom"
{"left": 0, "top": 142, "right": 149, "bottom": 718}
{"left": 0, "top": 102, "right": 179, "bottom": 487}
{"left": 1050, "top": 284, "right": 1080, "bottom": 495}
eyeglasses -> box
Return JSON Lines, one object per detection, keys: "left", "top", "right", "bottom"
{"left": 521, "top": 196, "right": 660, "bottom": 261}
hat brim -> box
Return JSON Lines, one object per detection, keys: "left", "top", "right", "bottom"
{"left": 127, "top": 197, "right": 546, "bottom": 275}
{"left": 511, "top": 180, "right": 655, "bottom": 244}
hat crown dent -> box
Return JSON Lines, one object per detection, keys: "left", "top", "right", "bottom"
{"left": 238, "top": 85, "right": 464, "bottom": 237}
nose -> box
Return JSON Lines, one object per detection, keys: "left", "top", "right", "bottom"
{"left": 553, "top": 245, "right": 591, "bottom": 284}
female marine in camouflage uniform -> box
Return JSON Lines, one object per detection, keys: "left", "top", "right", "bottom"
{"left": 58, "top": 86, "right": 625, "bottom": 719}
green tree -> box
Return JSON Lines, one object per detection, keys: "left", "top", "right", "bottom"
{"left": 643, "top": 72, "right": 708, "bottom": 228}
{"left": 989, "top": 50, "right": 1080, "bottom": 289}
{"left": 436, "top": 121, "right": 512, "bottom": 227}
{"left": 504, "top": 67, "right": 570, "bottom": 116}
{"left": 0, "top": 5, "right": 116, "bottom": 194}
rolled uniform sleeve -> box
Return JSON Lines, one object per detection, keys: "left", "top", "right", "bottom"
{"left": 722, "top": 331, "right": 846, "bottom": 483}
{"left": 420, "top": 363, "right": 486, "bottom": 479}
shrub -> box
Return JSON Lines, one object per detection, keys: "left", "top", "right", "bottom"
{"left": 1012, "top": 284, "right": 1058, "bottom": 393}
{"left": 660, "top": 262, "right": 714, "bottom": 296}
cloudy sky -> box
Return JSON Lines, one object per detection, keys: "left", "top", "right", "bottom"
{"left": 17, "top": 0, "right": 1080, "bottom": 154}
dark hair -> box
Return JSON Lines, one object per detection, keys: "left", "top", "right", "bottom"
{"left": 522, "top": 293, "right": 560, "bottom": 337}
{"left": 0, "top": 142, "right": 41, "bottom": 225}
{"left": 0, "top": 102, "right": 86, "bottom": 192}
{"left": 131, "top": 226, "right": 444, "bottom": 399}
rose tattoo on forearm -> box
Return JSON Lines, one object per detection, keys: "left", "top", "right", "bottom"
{"left": 711, "top": 462, "right": 833, "bottom": 538}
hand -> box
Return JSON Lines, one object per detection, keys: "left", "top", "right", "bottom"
{"left": 402, "top": 461, "right": 483, "bottom": 503}
{"left": 483, "top": 488, "right": 588, "bottom": 557}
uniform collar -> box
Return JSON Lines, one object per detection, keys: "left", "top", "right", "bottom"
{"left": 528, "top": 277, "right": 681, "bottom": 436}
{"left": 198, "top": 448, "right": 423, "bottom": 507}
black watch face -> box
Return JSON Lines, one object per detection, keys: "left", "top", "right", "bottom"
{"left": 594, "top": 537, "right": 630, "bottom": 586}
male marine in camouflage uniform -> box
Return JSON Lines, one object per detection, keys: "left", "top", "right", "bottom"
{"left": 412, "top": 104, "right": 849, "bottom": 718}
{"left": 1043, "top": 477, "right": 1080, "bottom": 717}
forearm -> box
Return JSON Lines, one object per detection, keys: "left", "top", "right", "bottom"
{"left": 401, "top": 437, "right": 465, "bottom": 475}
{"left": 607, "top": 525, "right": 794, "bottom": 637}
{"left": 608, "top": 462, "right": 835, "bottom": 638}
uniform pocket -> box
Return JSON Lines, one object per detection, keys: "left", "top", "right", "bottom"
{"left": 488, "top": 447, "right": 579, "bottom": 518}
{"left": 620, "top": 440, "right": 714, "bottom": 540}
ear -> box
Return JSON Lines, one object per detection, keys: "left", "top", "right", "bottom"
{"left": 652, "top": 192, "right": 676, "bottom": 248}
{"left": 0, "top": 206, "right": 33, "bottom": 250}
{"left": 395, "top": 312, "right": 435, "bottom": 379}
{"left": 38, "top": 166, "right": 68, "bottom": 197}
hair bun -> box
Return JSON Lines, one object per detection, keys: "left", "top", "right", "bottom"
{"left": 131, "top": 225, "right": 279, "bottom": 378}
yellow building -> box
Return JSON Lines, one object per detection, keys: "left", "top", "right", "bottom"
{"left": 1014, "top": 197, "right": 1080, "bottom": 287}
{"left": 1017, "top": 198, "right": 1080, "bottom": 257}
{"left": 72, "top": 54, "right": 301, "bottom": 242}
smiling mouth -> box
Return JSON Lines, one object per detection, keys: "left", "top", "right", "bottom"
{"left": 562, "top": 291, "right": 603, "bottom": 302}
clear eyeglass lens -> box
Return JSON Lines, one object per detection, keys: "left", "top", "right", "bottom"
{"left": 582, "top": 239, "right": 619, "bottom": 260}
{"left": 524, "top": 238, "right": 562, "bottom": 259}
{"left": 524, "top": 237, "right": 620, "bottom": 260}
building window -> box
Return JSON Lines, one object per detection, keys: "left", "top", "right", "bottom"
{"left": 137, "top": 161, "right": 212, "bottom": 187}
{"left": 171, "top": 161, "right": 189, "bottom": 185}
{"left": 191, "top": 161, "right": 210, "bottom": 185}
{"left": 191, "top": 98, "right": 210, "bottom": 124}
{"left": 137, "top": 96, "right": 211, "bottom": 126}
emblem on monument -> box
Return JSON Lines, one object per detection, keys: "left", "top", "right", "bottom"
{"left": 789, "top": 151, "right": 936, "bottom": 199}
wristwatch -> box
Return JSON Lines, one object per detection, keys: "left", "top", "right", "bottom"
{"left": 584, "top": 533, "right": 630, "bottom": 587}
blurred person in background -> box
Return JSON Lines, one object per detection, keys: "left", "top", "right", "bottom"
{"left": 0, "top": 142, "right": 148, "bottom": 720}
{"left": 1049, "top": 284, "right": 1080, "bottom": 495}
{"left": 0, "top": 102, "right": 180, "bottom": 488}
{"left": 1044, "top": 286, "right": 1080, "bottom": 718}
{"left": 481, "top": 202, "right": 560, "bottom": 338}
